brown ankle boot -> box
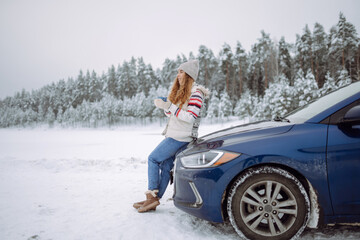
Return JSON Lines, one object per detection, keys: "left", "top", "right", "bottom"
{"left": 133, "top": 200, "right": 146, "bottom": 209}
{"left": 138, "top": 190, "right": 160, "bottom": 213}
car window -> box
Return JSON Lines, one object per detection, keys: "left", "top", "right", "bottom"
{"left": 326, "top": 99, "right": 360, "bottom": 125}
{"left": 287, "top": 82, "right": 360, "bottom": 123}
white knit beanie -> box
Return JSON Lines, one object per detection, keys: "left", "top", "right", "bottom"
{"left": 178, "top": 60, "right": 199, "bottom": 81}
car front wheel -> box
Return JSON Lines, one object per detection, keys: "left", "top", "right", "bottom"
{"left": 227, "top": 166, "right": 310, "bottom": 240}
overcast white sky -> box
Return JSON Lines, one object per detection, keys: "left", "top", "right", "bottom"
{"left": 0, "top": 0, "right": 359, "bottom": 99}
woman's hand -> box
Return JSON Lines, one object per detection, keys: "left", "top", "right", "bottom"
{"left": 154, "top": 99, "right": 171, "bottom": 110}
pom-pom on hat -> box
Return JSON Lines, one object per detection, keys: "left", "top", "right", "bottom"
{"left": 178, "top": 60, "right": 199, "bottom": 81}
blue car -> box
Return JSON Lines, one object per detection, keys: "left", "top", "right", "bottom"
{"left": 173, "top": 81, "right": 360, "bottom": 240}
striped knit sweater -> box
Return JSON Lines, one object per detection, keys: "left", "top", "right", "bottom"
{"left": 162, "top": 84, "right": 210, "bottom": 142}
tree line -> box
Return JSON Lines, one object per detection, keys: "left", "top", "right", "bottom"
{"left": 0, "top": 12, "right": 359, "bottom": 128}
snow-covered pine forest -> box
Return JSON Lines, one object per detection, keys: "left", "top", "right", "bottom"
{"left": 0, "top": 13, "right": 358, "bottom": 128}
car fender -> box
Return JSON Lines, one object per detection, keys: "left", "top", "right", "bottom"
{"left": 215, "top": 123, "right": 333, "bottom": 217}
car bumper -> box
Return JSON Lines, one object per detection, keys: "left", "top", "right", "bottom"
{"left": 173, "top": 154, "right": 248, "bottom": 223}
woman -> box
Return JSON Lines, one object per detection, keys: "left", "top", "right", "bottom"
{"left": 133, "top": 59, "right": 210, "bottom": 213}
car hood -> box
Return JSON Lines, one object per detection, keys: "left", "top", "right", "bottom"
{"left": 181, "top": 121, "right": 294, "bottom": 155}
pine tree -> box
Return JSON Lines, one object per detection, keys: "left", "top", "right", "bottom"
{"left": 337, "top": 69, "right": 352, "bottom": 87}
{"left": 328, "top": 26, "right": 338, "bottom": 78}
{"left": 248, "top": 31, "right": 276, "bottom": 96}
{"left": 233, "top": 41, "right": 248, "bottom": 98}
{"left": 146, "top": 64, "right": 160, "bottom": 90}
{"left": 100, "top": 93, "right": 122, "bottom": 125}
{"left": 133, "top": 92, "right": 151, "bottom": 118}
{"left": 106, "top": 65, "right": 118, "bottom": 97}
{"left": 45, "top": 107, "right": 56, "bottom": 126}
{"left": 53, "top": 79, "right": 67, "bottom": 117}
{"left": 119, "top": 58, "right": 138, "bottom": 99}
{"left": 329, "top": 12, "right": 359, "bottom": 80}
{"left": 197, "top": 45, "right": 218, "bottom": 89}
{"left": 219, "top": 43, "right": 234, "bottom": 94}
{"left": 99, "top": 73, "right": 107, "bottom": 98}
{"left": 64, "top": 77, "right": 75, "bottom": 108}
{"left": 271, "top": 75, "right": 295, "bottom": 118}
{"left": 318, "top": 72, "right": 336, "bottom": 96}
{"left": 88, "top": 70, "right": 102, "bottom": 102}
{"left": 312, "top": 23, "right": 328, "bottom": 87}
{"left": 137, "top": 57, "right": 151, "bottom": 96}
{"left": 278, "top": 37, "right": 293, "bottom": 85}
{"left": 294, "top": 69, "right": 319, "bottom": 107}
{"left": 295, "top": 25, "right": 314, "bottom": 78}
{"left": 188, "top": 52, "right": 195, "bottom": 60}
{"left": 293, "top": 69, "right": 304, "bottom": 108}
{"left": 74, "top": 70, "right": 86, "bottom": 106}
{"left": 233, "top": 89, "right": 255, "bottom": 120}
{"left": 160, "top": 58, "right": 177, "bottom": 88}
{"left": 247, "top": 44, "right": 259, "bottom": 95}
{"left": 84, "top": 70, "right": 92, "bottom": 101}
{"left": 218, "top": 90, "right": 233, "bottom": 119}
{"left": 136, "top": 58, "right": 159, "bottom": 96}
{"left": 206, "top": 90, "right": 220, "bottom": 119}
{"left": 253, "top": 75, "right": 294, "bottom": 120}
{"left": 122, "top": 96, "right": 135, "bottom": 118}
{"left": 258, "top": 31, "right": 277, "bottom": 89}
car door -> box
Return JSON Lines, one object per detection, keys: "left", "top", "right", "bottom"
{"left": 326, "top": 100, "right": 360, "bottom": 215}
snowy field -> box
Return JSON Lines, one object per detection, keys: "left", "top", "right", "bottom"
{"left": 1, "top": 120, "right": 359, "bottom": 240}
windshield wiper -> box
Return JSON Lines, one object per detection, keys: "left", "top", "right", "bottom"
{"left": 273, "top": 116, "right": 290, "bottom": 123}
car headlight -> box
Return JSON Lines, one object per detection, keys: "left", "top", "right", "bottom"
{"left": 180, "top": 150, "right": 240, "bottom": 168}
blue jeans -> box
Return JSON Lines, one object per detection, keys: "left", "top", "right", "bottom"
{"left": 148, "top": 137, "right": 189, "bottom": 198}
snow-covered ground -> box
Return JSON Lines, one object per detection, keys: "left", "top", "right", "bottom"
{"left": 1, "top": 121, "right": 359, "bottom": 240}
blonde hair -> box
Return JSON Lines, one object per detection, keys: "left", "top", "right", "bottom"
{"left": 168, "top": 73, "right": 194, "bottom": 108}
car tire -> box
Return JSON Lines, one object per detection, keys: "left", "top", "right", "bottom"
{"left": 227, "top": 166, "right": 310, "bottom": 240}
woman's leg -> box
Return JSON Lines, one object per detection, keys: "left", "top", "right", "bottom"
{"left": 158, "top": 157, "right": 175, "bottom": 198}
{"left": 156, "top": 140, "right": 189, "bottom": 198}
{"left": 147, "top": 138, "right": 188, "bottom": 194}
{"left": 136, "top": 138, "right": 188, "bottom": 212}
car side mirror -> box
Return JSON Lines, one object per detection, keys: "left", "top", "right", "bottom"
{"left": 341, "top": 105, "right": 360, "bottom": 126}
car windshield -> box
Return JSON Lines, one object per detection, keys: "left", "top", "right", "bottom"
{"left": 286, "top": 81, "right": 360, "bottom": 123}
